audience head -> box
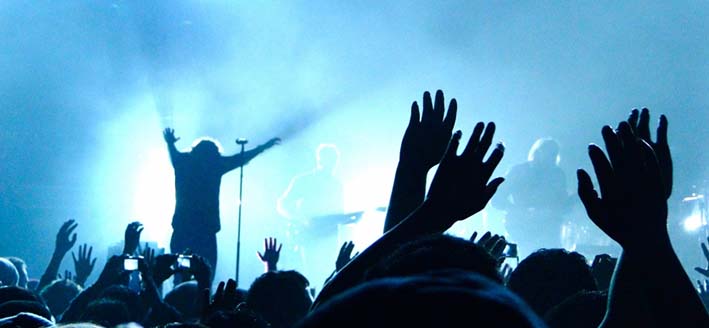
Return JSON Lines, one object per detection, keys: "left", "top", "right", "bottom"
{"left": 6, "top": 257, "right": 28, "bottom": 288}
{"left": 40, "top": 279, "right": 82, "bottom": 318}
{"left": 544, "top": 290, "right": 608, "bottom": 328}
{"left": 202, "top": 306, "right": 270, "bottom": 328}
{"left": 0, "top": 312, "right": 54, "bottom": 327}
{"left": 98, "top": 285, "right": 146, "bottom": 323}
{"left": 0, "top": 258, "right": 19, "bottom": 287}
{"left": 164, "top": 281, "right": 200, "bottom": 322}
{"left": 0, "top": 300, "right": 53, "bottom": 322}
{"left": 299, "top": 270, "right": 546, "bottom": 327}
{"left": 79, "top": 298, "right": 132, "bottom": 327}
{"left": 366, "top": 234, "right": 502, "bottom": 283}
{"left": 508, "top": 248, "right": 597, "bottom": 316}
{"left": 0, "top": 285, "right": 44, "bottom": 306}
{"left": 27, "top": 279, "right": 40, "bottom": 291}
{"left": 247, "top": 270, "right": 312, "bottom": 328}
{"left": 528, "top": 138, "right": 560, "bottom": 166}
{"left": 316, "top": 144, "right": 340, "bottom": 173}
{"left": 54, "top": 324, "right": 104, "bottom": 328}
{"left": 162, "top": 323, "right": 210, "bottom": 328}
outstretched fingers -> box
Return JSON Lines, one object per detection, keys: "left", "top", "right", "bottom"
{"left": 442, "top": 130, "right": 463, "bottom": 163}
{"left": 483, "top": 177, "right": 505, "bottom": 200}
{"left": 657, "top": 114, "right": 668, "bottom": 146}
{"left": 433, "top": 90, "right": 445, "bottom": 123}
{"left": 482, "top": 143, "right": 505, "bottom": 182}
{"left": 601, "top": 126, "right": 623, "bottom": 173}
{"left": 408, "top": 101, "right": 421, "bottom": 128}
{"left": 637, "top": 108, "right": 651, "bottom": 141}
{"left": 421, "top": 91, "right": 434, "bottom": 126}
{"left": 462, "top": 122, "right": 484, "bottom": 157}
{"left": 588, "top": 144, "right": 614, "bottom": 199}
{"left": 627, "top": 109, "right": 640, "bottom": 133}
{"left": 474, "top": 122, "right": 496, "bottom": 162}
{"left": 462, "top": 122, "right": 496, "bottom": 162}
{"left": 577, "top": 169, "right": 603, "bottom": 228}
{"left": 443, "top": 98, "right": 457, "bottom": 132}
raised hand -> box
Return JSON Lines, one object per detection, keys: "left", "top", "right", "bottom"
{"left": 694, "top": 237, "right": 709, "bottom": 277}
{"left": 262, "top": 138, "right": 281, "bottom": 149}
{"left": 189, "top": 254, "right": 213, "bottom": 291}
{"left": 470, "top": 231, "right": 507, "bottom": 263}
{"left": 257, "top": 237, "right": 282, "bottom": 272}
{"left": 55, "top": 220, "right": 78, "bottom": 256}
{"left": 72, "top": 243, "right": 97, "bottom": 287}
{"left": 627, "top": 108, "right": 672, "bottom": 198}
{"left": 203, "top": 279, "right": 240, "bottom": 318}
{"left": 384, "top": 90, "right": 460, "bottom": 233}
{"left": 425, "top": 124, "right": 505, "bottom": 231}
{"left": 576, "top": 122, "right": 668, "bottom": 250}
{"left": 590, "top": 254, "right": 617, "bottom": 290}
{"left": 163, "top": 128, "right": 180, "bottom": 144}
{"left": 123, "top": 222, "right": 144, "bottom": 255}
{"left": 336, "top": 241, "right": 358, "bottom": 272}
{"left": 37, "top": 220, "right": 79, "bottom": 291}
{"left": 400, "top": 90, "right": 457, "bottom": 170}
{"left": 152, "top": 254, "right": 178, "bottom": 285}
{"left": 59, "top": 270, "right": 73, "bottom": 281}
{"left": 95, "top": 255, "right": 128, "bottom": 288}
{"left": 500, "top": 263, "right": 513, "bottom": 284}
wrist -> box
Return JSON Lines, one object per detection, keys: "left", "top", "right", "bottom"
{"left": 396, "top": 159, "right": 429, "bottom": 176}
{"left": 622, "top": 232, "right": 673, "bottom": 256}
{"left": 51, "top": 250, "right": 66, "bottom": 262}
{"left": 399, "top": 201, "right": 446, "bottom": 235}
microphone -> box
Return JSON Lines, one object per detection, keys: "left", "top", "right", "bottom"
{"left": 235, "top": 138, "right": 249, "bottom": 145}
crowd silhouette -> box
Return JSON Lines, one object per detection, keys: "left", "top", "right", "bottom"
{"left": 1, "top": 91, "right": 708, "bottom": 328}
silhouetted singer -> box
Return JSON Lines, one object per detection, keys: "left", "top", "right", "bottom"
{"left": 163, "top": 128, "right": 280, "bottom": 270}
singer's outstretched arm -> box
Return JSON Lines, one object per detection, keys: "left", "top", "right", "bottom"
{"left": 220, "top": 137, "right": 282, "bottom": 173}
{"left": 163, "top": 128, "right": 186, "bottom": 166}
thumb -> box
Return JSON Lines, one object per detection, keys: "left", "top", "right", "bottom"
{"left": 694, "top": 267, "right": 709, "bottom": 277}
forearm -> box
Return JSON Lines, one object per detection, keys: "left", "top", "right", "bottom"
{"left": 383, "top": 162, "right": 427, "bottom": 233}
{"left": 166, "top": 142, "right": 181, "bottom": 164}
{"left": 314, "top": 201, "right": 438, "bottom": 309}
{"left": 37, "top": 252, "right": 64, "bottom": 291}
{"left": 240, "top": 144, "right": 267, "bottom": 164}
{"left": 603, "top": 241, "right": 709, "bottom": 328}
{"left": 600, "top": 253, "right": 653, "bottom": 328}
{"left": 627, "top": 241, "right": 708, "bottom": 327}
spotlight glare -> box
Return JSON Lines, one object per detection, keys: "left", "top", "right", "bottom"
{"left": 682, "top": 213, "right": 704, "bottom": 232}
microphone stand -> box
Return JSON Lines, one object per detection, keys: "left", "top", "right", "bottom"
{"left": 235, "top": 138, "right": 248, "bottom": 286}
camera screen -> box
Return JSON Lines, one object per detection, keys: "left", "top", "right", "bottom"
{"left": 177, "top": 256, "right": 191, "bottom": 269}
{"left": 124, "top": 258, "right": 139, "bottom": 271}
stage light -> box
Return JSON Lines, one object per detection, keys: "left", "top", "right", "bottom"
{"left": 682, "top": 212, "right": 704, "bottom": 232}
{"left": 681, "top": 193, "right": 706, "bottom": 233}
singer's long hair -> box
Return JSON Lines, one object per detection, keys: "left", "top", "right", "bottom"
{"left": 190, "top": 137, "right": 222, "bottom": 160}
